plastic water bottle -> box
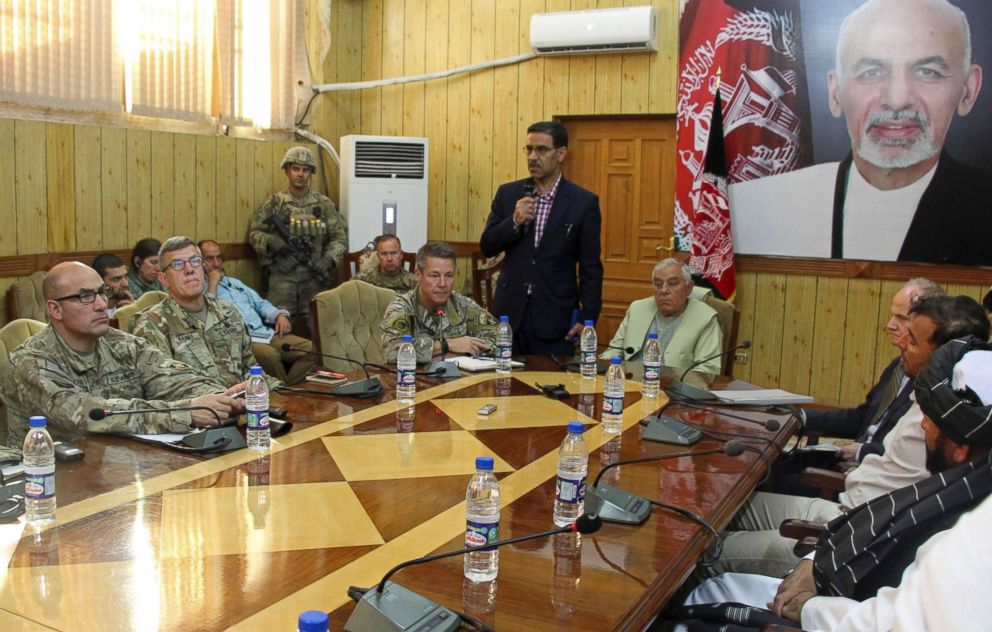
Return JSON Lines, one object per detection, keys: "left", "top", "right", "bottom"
{"left": 397, "top": 334, "right": 417, "bottom": 404}
{"left": 22, "top": 416, "right": 56, "bottom": 524}
{"left": 496, "top": 315, "right": 513, "bottom": 375}
{"left": 246, "top": 365, "right": 270, "bottom": 451}
{"left": 642, "top": 332, "right": 661, "bottom": 399}
{"left": 297, "top": 610, "right": 329, "bottom": 632}
{"left": 464, "top": 456, "right": 500, "bottom": 582}
{"left": 580, "top": 320, "right": 597, "bottom": 379}
{"left": 553, "top": 422, "right": 588, "bottom": 527}
{"left": 602, "top": 357, "right": 625, "bottom": 434}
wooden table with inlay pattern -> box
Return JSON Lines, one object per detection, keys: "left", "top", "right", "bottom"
{"left": 0, "top": 360, "right": 795, "bottom": 631}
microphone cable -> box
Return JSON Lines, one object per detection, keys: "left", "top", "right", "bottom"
{"left": 646, "top": 498, "right": 723, "bottom": 567}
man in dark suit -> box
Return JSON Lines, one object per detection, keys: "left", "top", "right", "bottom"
{"left": 480, "top": 121, "right": 603, "bottom": 355}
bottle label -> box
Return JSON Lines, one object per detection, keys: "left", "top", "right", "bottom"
{"left": 498, "top": 343, "right": 512, "bottom": 360}
{"left": 643, "top": 363, "right": 660, "bottom": 381}
{"left": 247, "top": 409, "right": 269, "bottom": 431}
{"left": 581, "top": 352, "right": 596, "bottom": 365}
{"left": 556, "top": 471, "right": 586, "bottom": 504}
{"left": 25, "top": 464, "right": 55, "bottom": 500}
{"left": 602, "top": 395, "right": 624, "bottom": 414}
{"left": 398, "top": 368, "right": 416, "bottom": 386}
{"left": 465, "top": 518, "right": 499, "bottom": 548}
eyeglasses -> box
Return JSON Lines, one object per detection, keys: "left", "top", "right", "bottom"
{"left": 52, "top": 285, "right": 113, "bottom": 304}
{"left": 523, "top": 145, "right": 558, "bottom": 156}
{"left": 164, "top": 256, "right": 203, "bottom": 271}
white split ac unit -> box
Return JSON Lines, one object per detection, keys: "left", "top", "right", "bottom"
{"left": 339, "top": 135, "right": 429, "bottom": 254}
{"left": 530, "top": 6, "right": 658, "bottom": 56}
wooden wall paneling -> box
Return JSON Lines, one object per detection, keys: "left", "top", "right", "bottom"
{"left": 74, "top": 126, "right": 103, "bottom": 251}
{"left": 271, "top": 141, "right": 293, "bottom": 195}
{"left": 490, "top": 0, "right": 521, "bottom": 198}
{"left": 100, "top": 126, "right": 128, "bottom": 249}
{"left": 150, "top": 131, "right": 176, "bottom": 240}
{"left": 872, "top": 279, "right": 903, "bottom": 385}
{"left": 945, "top": 282, "right": 981, "bottom": 300}
{"left": 215, "top": 137, "right": 238, "bottom": 244}
{"left": 468, "top": 0, "right": 496, "bottom": 244}
{"left": 516, "top": 1, "right": 545, "bottom": 180}
{"left": 777, "top": 275, "right": 817, "bottom": 395}
{"left": 125, "top": 129, "right": 152, "bottom": 246}
{"left": 424, "top": 0, "right": 450, "bottom": 239}
{"left": 172, "top": 134, "right": 197, "bottom": 242}
{"left": 808, "top": 277, "right": 849, "bottom": 404}
{"left": 543, "top": 0, "right": 571, "bottom": 119}
{"left": 46, "top": 123, "right": 76, "bottom": 252}
{"left": 14, "top": 120, "right": 48, "bottom": 255}
{"left": 620, "top": 53, "right": 650, "bottom": 114}
{"left": 361, "top": 0, "right": 384, "bottom": 134}
{"left": 731, "top": 271, "right": 757, "bottom": 382}
{"left": 649, "top": 0, "right": 678, "bottom": 113}
{"left": 253, "top": 140, "right": 272, "bottom": 240}
{"left": 593, "top": 0, "right": 624, "bottom": 115}
{"left": 380, "top": 0, "right": 405, "bottom": 137}
{"left": 568, "top": 0, "right": 597, "bottom": 115}
{"left": 234, "top": 138, "right": 255, "bottom": 245}
{"left": 837, "top": 278, "right": 882, "bottom": 406}
{"left": 444, "top": 0, "right": 472, "bottom": 241}
{"left": 749, "top": 273, "right": 786, "bottom": 388}
{"left": 0, "top": 120, "right": 15, "bottom": 256}
{"left": 401, "top": 0, "right": 426, "bottom": 138}
{"left": 195, "top": 135, "right": 217, "bottom": 243}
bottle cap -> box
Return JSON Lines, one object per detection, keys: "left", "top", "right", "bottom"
{"left": 584, "top": 320, "right": 594, "bottom": 327}
{"left": 28, "top": 416, "right": 47, "bottom": 428}
{"left": 475, "top": 456, "right": 495, "bottom": 471}
{"left": 648, "top": 331, "right": 658, "bottom": 339}
{"left": 567, "top": 421, "right": 585, "bottom": 434}
{"left": 297, "top": 610, "right": 329, "bottom": 632}
{"left": 402, "top": 334, "right": 413, "bottom": 342}
{"left": 610, "top": 356, "right": 622, "bottom": 365}
{"left": 500, "top": 315, "right": 509, "bottom": 323}
{"left": 249, "top": 365, "right": 263, "bottom": 376}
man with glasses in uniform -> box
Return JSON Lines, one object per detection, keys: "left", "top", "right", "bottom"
{"left": 2, "top": 261, "right": 242, "bottom": 447}
{"left": 131, "top": 237, "right": 281, "bottom": 390}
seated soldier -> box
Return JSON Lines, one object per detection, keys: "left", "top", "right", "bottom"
{"left": 600, "top": 258, "right": 722, "bottom": 384}
{"left": 91, "top": 252, "right": 135, "bottom": 317}
{"left": 2, "top": 262, "right": 241, "bottom": 447}
{"left": 130, "top": 237, "right": 281, "bottom": 390}
{"left": 127, "top": 237, "right": 166, "bottom": 299}
{"left": 356, "top": 234, "right": 417, "bottom": 292}
{"left": 380, "top": 241, "right": 498, "bottom": 363}
{"left": 199, "top": 239, "right": 315, "bottom": 385}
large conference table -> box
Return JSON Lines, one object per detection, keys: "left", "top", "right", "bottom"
{"left": 0, "top": 359, "right": 796, "bottom": 631}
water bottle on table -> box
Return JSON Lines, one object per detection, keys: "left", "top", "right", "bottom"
{"left": 22, "top": 415, "right": 56, "bottom": 524}
{"left": 553, "top": 422, "right": 589, "bottom": 527}
{"left": 642, "top": 331, "right": 661, "bottom": 399}
{"left": 496, "top": 315, "right": 513, "bottom": 375}
{"left": 465, "top": 456, "right": 501, "bottom": 582}
{"left": 601, "top": 356, "right": 625, "bottom": 434}
{"left": 397, "top": 335, "right": 417, "bottom": 404}
{"left": 246, "top": 365, "right": 270, "bottom": 451}
{"left": 580, "top": 320, "right": 597, "bottom": 379}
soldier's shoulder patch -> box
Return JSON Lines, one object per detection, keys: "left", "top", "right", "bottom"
{"left": 383, "top": 314, "right": 412, "bottom": 334}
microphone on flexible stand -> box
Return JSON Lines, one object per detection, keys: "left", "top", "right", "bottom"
{"left": 657, "top": 399, "right": 782, "bottom": 432}
{"left": 586, "top": 441, "right": 745, "bottom": 524}
{"left": 424, "top": 309, "right": 461, "bottom": 378}
{"left": 664, "top": 340, "right": 752, "bottom": 402}
{"left": 280, "top": 343, "right": 387, "bottom": 398}
{"left": 344, "top": 514, "right": 603, "bottom": 632}
{"left": 88, "top": 406, "right": 247, "bottom": 453}
{"left": 558, "top": 343, "right": 636, "bottom": 375}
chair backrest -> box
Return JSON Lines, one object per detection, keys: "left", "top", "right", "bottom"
{"left": 0, "top": 318, "right": 47, "bottom": 446}
{"left": 6, "top": 271, "right": 49, "bottom": 323}
{"left": 470, "top": 251, "right": 503, "bottom": 312}
{"left": 114, "top": 290, "right": 168, "bottom": 332}
{"left": 342, "top": 247, "right": 417, "bottom": 282}
{"left": 309, "top": 279, "right": 398, "bottom": 372}
{"left": 702, "top": 294, "right": 740, "bottom": 377}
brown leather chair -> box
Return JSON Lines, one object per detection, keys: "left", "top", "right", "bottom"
{"left": 341, "top": 248, "right": 416, "bottom": 281}
{"left": 0, "top": 318, "right": 47, "bottom": 446}
{"left": 702, "top": 294, "right": 740, "bottom": 377}
{"left": 309, "top": 280, "right": 397, "bottom": 372}
{"left": 470, "top": 251, "right": 503, "bottom": 312}
{"left": 6, "top": 271, "right": 49, "bottom": 323}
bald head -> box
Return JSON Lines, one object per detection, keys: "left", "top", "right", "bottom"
{"left": 44, "top": 262, "right": 102, "bottom": 301}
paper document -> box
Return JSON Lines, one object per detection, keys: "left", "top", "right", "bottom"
{"left": 251, "top": 332, "right": 274, "bottom": 344}
{"left": 450, "top": 356, "right": 525, "bottom": 372}
{"left": 131, "top": 431, "right": 195, "bottom": 444}
{"left": 712, "top": 389, "right": 814, "bottom": 405}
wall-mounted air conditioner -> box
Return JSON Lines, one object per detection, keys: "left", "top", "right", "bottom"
{"left": 339, "top": 135, "right": 429, "bottom": 254}
{"left": 530, "top": 6, "right": 658, "bottom": 56}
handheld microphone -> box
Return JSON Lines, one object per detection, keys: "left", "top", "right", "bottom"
{"left": 665, "top": 340, "right": 752, "bottom": 402}
{"left": 425, "top": 309, "right": 461, "bottom": 379}
{"left": 344, "top": 514, "right": 602, "bottom": 632}
{"left": 586, "top": 442, "right": 745, "bottom": 525}
{"left": 88, "top": 406, "right": 246, "bottom": 453}
{"left": 279, "top": 344, "right": 385, "bottom": 398}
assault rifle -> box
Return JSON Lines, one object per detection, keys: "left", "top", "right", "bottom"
{"left": 263, "top": 213, "right": 332, "bottom": 287}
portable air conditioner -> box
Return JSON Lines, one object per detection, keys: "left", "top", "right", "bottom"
{"left": 530, "top": 6, "right": 658, "bottom": 56}
{"left": 339, "top": 135, "right": 429, "bottom": 254}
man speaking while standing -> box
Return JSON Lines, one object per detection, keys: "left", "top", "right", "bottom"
{"left": 480, "top": 121, "right": 603, "bottom": 356}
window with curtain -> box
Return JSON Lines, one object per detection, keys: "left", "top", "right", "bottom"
{"left": 0, "top": 0, "right": 308, "bottom": 130}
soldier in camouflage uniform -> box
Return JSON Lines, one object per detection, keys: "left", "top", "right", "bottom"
{"left": 380, "top": 241, "right": 498, "bottom": 363}
{"left": 3, "top": 262, "right": 241, "bottom": 447}
{"left": 130, "top": 237, "right": 282, "bottom": 391}
{"left": 247, "top": 146, "right": 348, "bottom": 327}
{"left": 355, "top": 234, "right": 418, "bottom": 292}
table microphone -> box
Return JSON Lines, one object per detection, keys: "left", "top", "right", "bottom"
{"left": 424, "top": 309, "right": 461, "bottom": 378}
{"left": 664, "top": 340, "right": 752, "bottom": 402}
{"left": 658, "top": 400, "right": 782, "bottom": 431}
{"left": 280, "top": 344, "right": 386, "bottom": 398}
{"left": 88, "top": 406, "right": 247, "bottom": 452}
{"left": 344, "top": 514, "right": 602, "bottom": 632}
{"left": 586, "top": 441, "right": 745, "bottom": 524}
{"left": 282, "top": 344, "right": 446, "bottom": 379}
{"left": 559, "top": 343, "right": 635, "bottom": 375}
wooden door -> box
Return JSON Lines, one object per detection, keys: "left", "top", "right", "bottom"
{"left": 562, "top": 116, "right": 677, "bottom": 342}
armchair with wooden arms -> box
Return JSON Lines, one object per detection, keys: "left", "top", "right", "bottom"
{"left": 470, "top": 251, "right": 503, "bottom": 312}
{"left": 111, "top": 290, "right": 168, "bottom": 332}
{"left": 309, "top": 279, "right": 397, "bottom": 373}
{"left": 341, "top": 247, "right": 416, "bottom": 282}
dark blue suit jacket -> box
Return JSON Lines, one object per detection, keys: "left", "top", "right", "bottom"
{"left": 480, "top": 177, "right": 603, "bottom": 341}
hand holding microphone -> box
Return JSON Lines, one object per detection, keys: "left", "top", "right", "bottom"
{"left": 514, "top": 179, "right": 538, "bottom": 226}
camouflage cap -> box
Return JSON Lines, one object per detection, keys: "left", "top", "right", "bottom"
{"left": 281, "top": 146, "right": 317, "bottom": 171}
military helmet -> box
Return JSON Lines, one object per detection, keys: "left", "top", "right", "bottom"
{"left": 281, "top": 146, "right": 317, "bottom": 171}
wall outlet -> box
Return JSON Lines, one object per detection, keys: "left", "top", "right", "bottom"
{"left": 734, "top": 350, "right": 749, "bottom": 365}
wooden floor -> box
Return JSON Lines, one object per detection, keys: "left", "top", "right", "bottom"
{"left": 0, "top": 365, "right": 794, "bottom": 631}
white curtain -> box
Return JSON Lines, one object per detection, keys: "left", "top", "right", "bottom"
{"left": 0, "top": 0, "right": 121, "bottom": 112}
